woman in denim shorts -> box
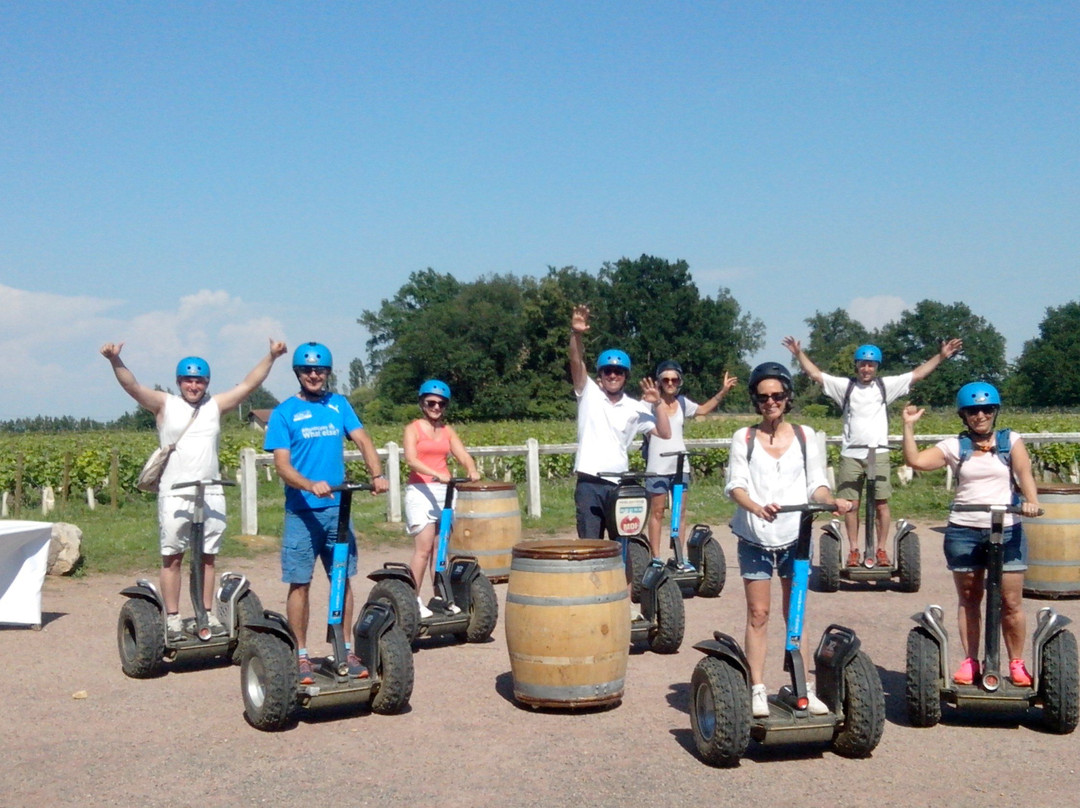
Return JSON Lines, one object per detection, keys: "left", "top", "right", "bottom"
{"left": 725, "top": 362, "right": 852, "bottom": 718}
{"left": 901, "top": 382, "right": 1041, "bottom": 687}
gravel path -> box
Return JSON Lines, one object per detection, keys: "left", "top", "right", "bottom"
{"left": 3, "top": 521, "right": 1079, "bottom": 807}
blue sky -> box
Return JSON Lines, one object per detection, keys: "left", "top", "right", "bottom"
{"left": 2, "top": 2, "right": 1077, "bottom": 420}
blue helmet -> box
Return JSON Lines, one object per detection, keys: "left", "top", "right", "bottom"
{"left": 418, "top": 379, "right": 451, "bottom": 401}
{"left": 596, "top": 349, "right": 631, "bottom": 372}
{"left": 956, "top": 382, "right": 1001, "bottom": 410}
{"left": 854, "top": 344, "right": 882, "bottom": 364}
{"left": 175, "top": 356, "right": 210, "bottom": 380}
{"left": 292, "top": 342, "right": 333, "bottom": 370}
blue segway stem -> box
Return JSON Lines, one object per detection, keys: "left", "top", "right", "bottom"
{"left": 786, "top": 558, "right": 810, "bottom": 652}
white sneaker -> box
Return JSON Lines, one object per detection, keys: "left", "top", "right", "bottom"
{"left": 206, "top": 610, "right": 224, "bottom": 628}
{"left": 751, "top": 683, "right": 769, "bottom": 717}
{"left": 417, "top": 597, "right": 434, "bottom": 619}
{"left": 806, "top": 683, "right": 829, "bottom": 715}
{"left": 166, "top": 613, "right": 184, "bottom": 640}
{"left": 630, "top": 605, "right": 645, "bottom": 623}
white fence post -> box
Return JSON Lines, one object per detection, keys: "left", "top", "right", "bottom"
{"left": 240, "top": 447, "right": 258, "bottom": 535}
{"left": 526, "top": 438, "right": 541, "bottom": 518}
{"left": 385, "top": 442, "right": 402, "bottom": 523}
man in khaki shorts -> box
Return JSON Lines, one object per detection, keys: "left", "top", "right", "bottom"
{"left": 783, "top": 336, "right": 962, "bottom": 566}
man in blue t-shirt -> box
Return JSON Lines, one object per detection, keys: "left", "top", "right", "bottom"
{"left": 264, "top": 341, "right": 388, "bottom": 684}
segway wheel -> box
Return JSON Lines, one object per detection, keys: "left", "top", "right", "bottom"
{"left": 1039, "top": 629, "right": 1079, "bottom": 735}
{"left": 818, "top": 531, "right": 841, "bottom": 593}
{"left": 231, "top": 590, "right": 265, "bottom": 666}
{"left": 833, "top": 649, "right": 885, "bottom": 757}
{"left": 648, "top": 576, "right": 685, "bottom": 654}
{"left": 456, "top": 574, "right": 498, "bottom": 643}
{"left": 368, "top": 579, "right": 421, "bottom": 643}
{"left": 905, "top": 627, "right": 942, "bottom": 728}
{"left": 627, "top": 540, "right": 651, "bottom": 603}
{"left": 370, "top": 627, "right": 414, "bottom": 715}
{"left": 241, "top": 631, "right": 298, "bottom": 732}
{"left": 689, "top": 657, "right": 750, "bottom": 767}
{"left": 695, "top": 537, "right": 726, "bottom": 598}
{"left": 896, "top": 531, "right": 921, "bottom": 593}
{"left": 117, "top": 598, "right": 167, "bottom": 679}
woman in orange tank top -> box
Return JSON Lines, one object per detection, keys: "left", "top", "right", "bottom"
{"left": 404, "top": 379, "right": 480, "bottom": 617}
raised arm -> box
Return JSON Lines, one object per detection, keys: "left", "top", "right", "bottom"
{"left": 569, "top": 304, "right": 590, "bottom": 394}
{"left": 639, "top": 377, "right": 671, "bottom": 439}
{"left": 694, "top": 371, "right": 738, "bottom": 416}
{"left": 782, "top": 336, "right": 824, "bottom": 385}
{"left": 911, "top": 338, "right": 963, "bottom": 383}
{"left": 901, "top": 405, "right": 947, "bottom": 471}
{"left": 100, "top": 342, "right": 168, "bottom": 415}
{"left": 214, "top": 338, "right": 288, "bottom": 413}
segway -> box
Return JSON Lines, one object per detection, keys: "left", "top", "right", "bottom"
{"left": 117, "top": 478, "right": 264, "bottom": 678}
{"left": 367, "top": 477, "right": 498, "bottom": 645}
{"left": 690, "top": 503, "right": 885, "bottom": 767}
{"left": 817, "top": 443, "right": 920, "bottom": 592}
{"left": 653, "top": 450, "right": 725, "bottom": 597}
{"left": 906, "top": 503, "right": 1078, "bottom": 733}
{"left": 239, "top": 483, "right": 413, "bottom": 731}
{"left": 602, "top": 471, "right": 685, "bottom": 654}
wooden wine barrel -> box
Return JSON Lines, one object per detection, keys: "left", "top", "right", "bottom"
{"left": 504, "top": 539, "right": 630, "bottom": 709}
{"left": 1024, "top": 483, "right": 1080, "bottom": 599}
{"left": 450, "top": 481, "right": 522, "bottom": 582}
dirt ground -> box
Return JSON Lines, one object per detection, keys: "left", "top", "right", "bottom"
{"left": 3, "top": 522, "right": 1079, "bottom": 807}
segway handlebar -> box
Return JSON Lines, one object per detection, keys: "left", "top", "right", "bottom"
{"left": 328, "top": 482, "right": 376, "bottom": 494}
{"left": 170, "top": 478, "right": 237, "bottom": 491}
{"left": 774, "top": 502, "right": 840, "bottom": 515}
{"left": 659, "top": 450, "right": 711, "bottom": 458}
{"left": 951, "top": 504, "right": 1043, "bottom": 516}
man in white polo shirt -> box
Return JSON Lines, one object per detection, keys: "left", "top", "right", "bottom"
{"left": 569, "top": 304, "right": 670, "bottom": 538}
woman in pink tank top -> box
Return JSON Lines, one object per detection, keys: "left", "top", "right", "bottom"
{"left": 404, "top": 379, "right": 480, "bottom": 617}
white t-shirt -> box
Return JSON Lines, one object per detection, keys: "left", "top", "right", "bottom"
{"left": 158, "top": 395, "right": 223, "bottom": 497}
{"left": 937, "top": 432, "right": 1022, "bottom": 528}
{"left": 573, "top": 378, "right": 656, "bottom": 477}
{"left": 820, "top": 371, "right": 913, "bottom": 459}
{"left": 725, "top": 425, "right": 830, "bottom": 549}
{"left": 645, "top": 395, "right": 700, "bottom": 475}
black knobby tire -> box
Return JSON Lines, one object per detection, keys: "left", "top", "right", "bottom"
{"left": 461, "top": 574, "right": 498, "bottom": 643}
{"left": 627, "top": 540, "right": 650, "bottom": 603}
{"left": 896, "top": 532, "right": 921, "bottom": 593}
{"left": 695, "top": 537, "right": 726, "bottom": 598}
{"left": 905, "top": 627, "right": 942, "bottom": 728}
{"left": 648, "top": 576, "right": 685, "bottom": 654}
{"left": 241, "top": 630, "right": 298, "bottom": 732}
{"left": 1040, "top": 629, "right": 1079, "bottom": 734}
{"left": 368, "top": 579, "right": 421, "bottom": 643}
{"left": 371, "top": 627, "right": 414, "bottom": 715}
{"left": 818, "top": 531, "right": 841, "bottom": 593}
{"left": 689, "top": 657, "right": 751, "bottom": 767}
{"left": 117, "top": 598, "right": 167, "bottom": 679}
{"left": 231, "top": 590, "right": 265, "bottom": 666}
{"left": 833, "top": 650, "right": 886, "bottom": 757}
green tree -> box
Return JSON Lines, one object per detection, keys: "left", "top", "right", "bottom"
{"left": 1009, "top": 301, "right": 1080, "bottom": 406}
{"left": 348, "top": 357, "right": 367, "bottom": 392}
{"left": 873, "top": 300, "right": 1002, "bottom": 406}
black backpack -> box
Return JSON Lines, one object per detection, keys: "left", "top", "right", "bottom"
{"left": 841, "top": 377, "right": 887, "bottom": 413}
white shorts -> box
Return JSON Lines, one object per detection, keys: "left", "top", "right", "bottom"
{"left": 405, "top": 483, "right": 450, "bottom": 536}
{"left": 157, "top": 492, "right": 226, "bottom": 556}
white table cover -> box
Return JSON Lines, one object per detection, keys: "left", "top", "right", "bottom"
{"left": 0, "top": 520, "right": 53, "bottom": 626}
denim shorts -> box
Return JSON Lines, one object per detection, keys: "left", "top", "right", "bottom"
{"left": 281, "top": 507, "right": 358, "bottom": 584}
{"left": 644, "top": 472, "right": 690, "bottom": 496}
{"left": 943, "top": 522, "right": 1027, "bottom": 573}
{"left": 738, "top": 539, "right": 798, "bottom": 580}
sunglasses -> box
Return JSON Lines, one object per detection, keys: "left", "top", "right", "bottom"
{"left": 300, "top": 367, "right": 329, "bottom": 376}
{"left": 600, "top": 367, "right": 628, "bottom": 377}
{"left": 422, "top": 398, "right": 447, "bottom": 409}
{"left": 659, "top": 376, "right": 681, "bottom": 384}
{"left": 962, "top": 405, "right": 997, "bottom": 416}
{"left": 754, "top": 392, "right": 788, "bottom": 404}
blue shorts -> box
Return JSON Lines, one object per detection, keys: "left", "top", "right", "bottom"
{"left": 943, "top": 522, "right": 1027, "bottom": 573}
{"left": 738, "top": 539, "right": 798, "bottom": 580}
{"left": 644, "top": 473, "right": 690, "bottom": 496}
{"left": 281, "top": 507, "right": 358, "bottom": 584}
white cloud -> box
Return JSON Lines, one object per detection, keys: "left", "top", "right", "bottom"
{"left": 0, "top": 285, "right": 288, "bottom": 421}
{"left": 848, "top": 295, "right": 909, "bottom": 332}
